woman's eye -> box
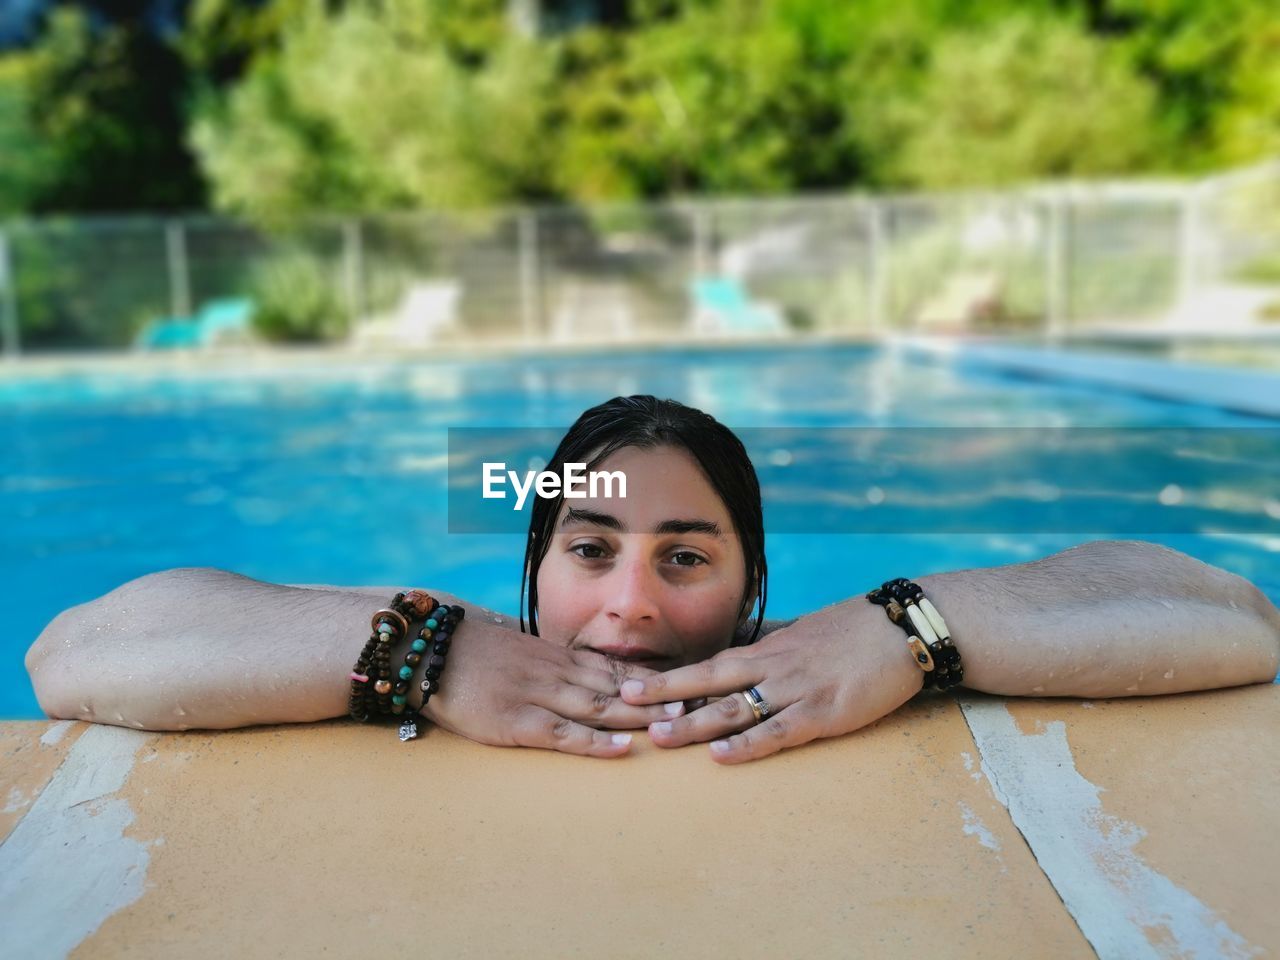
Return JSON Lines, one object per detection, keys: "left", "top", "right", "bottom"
{"left": 670, "top": 551, "right": 706, "bottom": 567}
{"left": 571, "top": 543, "right": 608, "bottom": 560}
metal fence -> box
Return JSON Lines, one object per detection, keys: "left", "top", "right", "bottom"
{"left": 1, "top": 161, "right": 1277, "bottom": 355}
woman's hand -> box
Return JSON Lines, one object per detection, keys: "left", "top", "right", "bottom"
{"left": 618, "top": 600, "right": 926, "bottom": 763}
{"left": 418, "top": 620, "right": 686, "bottom": 758}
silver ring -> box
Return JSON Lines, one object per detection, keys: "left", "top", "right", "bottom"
{"left": 741, "top": 686, "right": 772, "bottom": 724}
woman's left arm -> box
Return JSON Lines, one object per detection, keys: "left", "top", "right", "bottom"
{"left": 621, "top": 540, "right": 1280, "bottom": 763}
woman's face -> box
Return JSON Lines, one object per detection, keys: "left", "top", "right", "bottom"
{"left": 535, "top": 444, "right": 755, "bottom": 669}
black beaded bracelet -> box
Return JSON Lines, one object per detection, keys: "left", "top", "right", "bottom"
{"left": 396, "top": 602, "right": 465, "bottom": 742}
{"left": 866, "top": 577, "right": 965, "bottom": 690}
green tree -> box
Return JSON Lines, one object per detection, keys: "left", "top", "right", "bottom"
{"left": 190, "top": 0, "right": 556, "bottom": 220}
{"left": 176, "top": 0, "right": 1280, "bottom": 215}
{"left": 15, "top": 5, "right": 204, "bottom": 211}
{"left": 1205, "top": 3, "right": 1280, "bottom": 164}
{"left": 885, "top": 14, "right": 1160, "bottom": 188}
{"left": 1097, "top": 0, "right": 1274, "bottom": 169}
{"left": 0, "top": 53, "right": 53, "bottom": 213}
{"left": 552, "top": 0, "right": 872, "bottom": 200}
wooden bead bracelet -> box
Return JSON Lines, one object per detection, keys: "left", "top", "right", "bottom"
{"left": 348, "top": 589, "right": 436, "bottom": 725}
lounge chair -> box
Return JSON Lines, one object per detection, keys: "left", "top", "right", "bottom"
{"left": 134, "top": 298, "right": 255, "bottom": 350}
{"left": 690, "top": 277, "right": 785, "bottom": 337}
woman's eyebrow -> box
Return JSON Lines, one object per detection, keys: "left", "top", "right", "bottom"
{"left": 560, "top": 508, "right": 725, "bottom": 540}
{"left": 653, "top": 518, "right": 725, "bottom": 539}
{"left": 561, "top": 507, "right": 624, "bottom": 531}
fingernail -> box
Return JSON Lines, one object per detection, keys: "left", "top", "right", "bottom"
{"left": 663, "top": 702, "right": 684, "bottom": 716}
{"left": 611, "top": 733, "right": 632, "bottom": 746}
{"left": 621, "top": 680, "right": 644, "bottom": 698}
{"left": 650, "top": 721, "right": 672, "bottom": 735}
{"left": 710, "top": 740, "right": 732, "bottom": 754}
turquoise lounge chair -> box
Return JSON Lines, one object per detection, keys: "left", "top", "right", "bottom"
{"left": 135, "top": 298, "right": 254, "bottom": 350}
{"left": 690, "top": 277, "right": 785, "bottom": 336}
{"left": 135, "top": 317, "right": 202, "bottom": 349}
{"left": 195, "top": 298, "right": 254, "bottom": 342}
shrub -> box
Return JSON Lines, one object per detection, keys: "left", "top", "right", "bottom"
{"left": 249, "top": 250, "right": 348, "bottom": 342}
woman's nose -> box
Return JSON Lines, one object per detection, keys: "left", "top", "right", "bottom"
{"left": 606, "top": 557, "right": 660, "bottom": 624}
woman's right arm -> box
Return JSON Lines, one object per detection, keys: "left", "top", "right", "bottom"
{"left": 25, "top": 567, "right": 679, "bottom": 755}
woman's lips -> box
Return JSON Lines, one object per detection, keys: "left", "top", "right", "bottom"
{"left": 586, "top": 643, "right": 667, "bottom": 662}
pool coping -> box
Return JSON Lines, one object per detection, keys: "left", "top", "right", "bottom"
{"left": 897, "top": 336, "right": 1280, "bottom": 419}
{"left": 2, "top": 681, "right": 1277, "bottom": 957}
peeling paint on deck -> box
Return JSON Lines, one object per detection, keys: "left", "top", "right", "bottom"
{"left": 0, "top": 725, "right": 160, "bottom": 960}
{"left": 957, "top": 695, "right": 1262, "bottom": 960}
{"left": 958, "top": 800, "right": 1003, "bottom": 857}
{"left": 39, "top": 721, "right": 75, "bottom": 747}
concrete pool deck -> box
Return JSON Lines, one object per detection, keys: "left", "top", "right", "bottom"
{"left": 0, "top": 682, "right": 1275, "bottom": 959}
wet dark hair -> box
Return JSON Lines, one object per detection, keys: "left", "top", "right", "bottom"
{"left": 520, "top": 395, "right": 767, "bottom": 646}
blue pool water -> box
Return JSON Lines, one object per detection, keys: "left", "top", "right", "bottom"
{"left": 3, "top": 342, "right": 1278, "bottom": 719}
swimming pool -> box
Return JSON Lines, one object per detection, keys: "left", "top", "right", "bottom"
{"left": 3, "top": 341, "right": 1278, "bottom": 718}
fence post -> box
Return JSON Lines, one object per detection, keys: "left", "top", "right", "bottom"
{"left": 689, "top": 204, "right": 712, "bottom": 335}
{"left": 166, "top": 220, "right": 191, "bottom": 319}
{"left": 518, "top": 209, "right": 540, "bottom": 343}
{"left": 1175, "top": 183, "right": 1203, "bottom": 324}
{"left": 1044, "top": 192, "right": 1067, "bottom": 340}
{"left": 692, "top": 203, "right": 711, "bottom": 278}
{"left": 0, "top": 228, "right": 19, "bottom": 358}
{"left": 866, "top": 198, "right": 889, "bottom": 334}
{"left": 343, "top": 219, "right": 365, "bottom": 329}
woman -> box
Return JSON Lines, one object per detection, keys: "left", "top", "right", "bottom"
{"left": 25, "top": 396, "right": 1280, "bottom": 763}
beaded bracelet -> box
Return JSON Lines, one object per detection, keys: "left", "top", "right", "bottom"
{"left": 866, "top": 577, "right": 964, "bottom": 690}
{"left": 348, "top": 590, "right": 436, "bottom": 724}
{"left": 396, "top": 602, "right": 465, "bottom": 742}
